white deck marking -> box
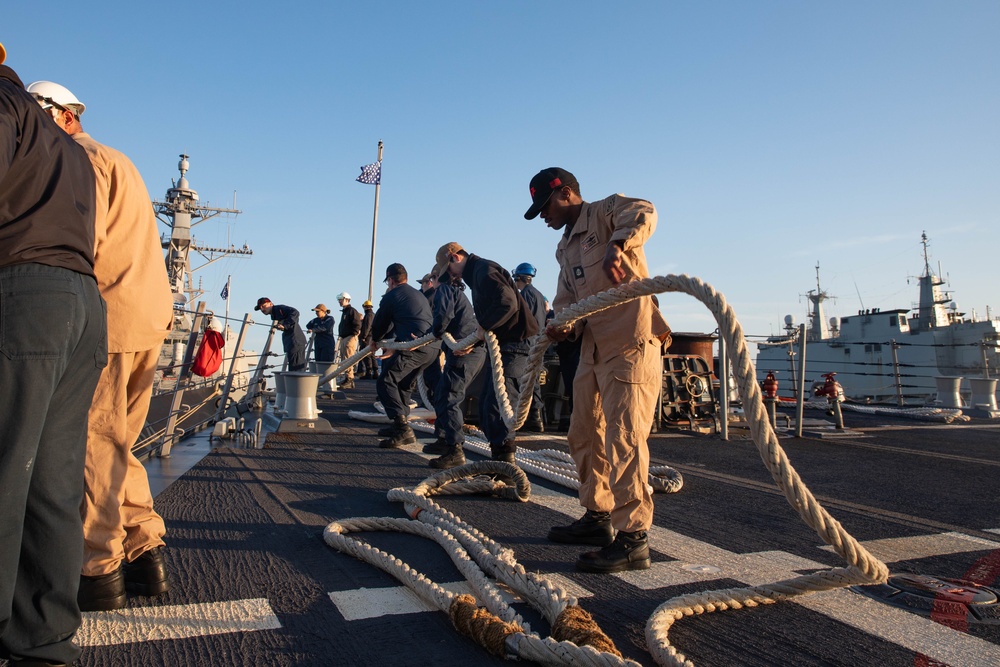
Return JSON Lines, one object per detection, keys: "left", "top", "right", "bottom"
{"left": 77, "top": 598, "right": 281, "bottom": 646}
{"left": 329, "top": 576, "right": 593, "bottom": 621}
{"left": 527, "top": 489, "right": 1000, "bottom": 667}
{"left": 819, "top": 531, "right": 1000, "bottom": 562}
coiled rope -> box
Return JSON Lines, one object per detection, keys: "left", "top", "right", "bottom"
{"left": 323, "top": 273, "right": 890, "bottom": 665}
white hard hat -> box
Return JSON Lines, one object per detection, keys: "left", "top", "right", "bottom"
{"left": 26, "top": 80, "right": 86, "bottom": 117}
{"left": 337, "top": 292, "right": 350, "bottom": 301}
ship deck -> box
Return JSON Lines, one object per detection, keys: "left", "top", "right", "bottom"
{"left": 68, "top": 380, "right": 1000, "bottom": 666}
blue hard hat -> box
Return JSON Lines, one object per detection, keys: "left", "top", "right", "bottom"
{"left": 513, "top": 262, "right": 536, "bottom": 278}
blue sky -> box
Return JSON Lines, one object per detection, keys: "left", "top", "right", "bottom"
{"left": 4, "top": 2, "right": 998, "bottom": 357}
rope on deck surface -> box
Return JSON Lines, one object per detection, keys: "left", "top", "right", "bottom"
{"left": 325, "top": 460, "right": 639, "bottom": 666}
{"left": 325, "top": 273, "right": 890, "bottom": 666}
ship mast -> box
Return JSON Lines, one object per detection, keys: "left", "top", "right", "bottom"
{"left": 913, "top": 231, "right": 951, "bottom": 331}
{"left": 153, "top": 154, "right": 251, "bottom": 307}
{"left": 803, "top": 262, "right": 833, "bottom": 341}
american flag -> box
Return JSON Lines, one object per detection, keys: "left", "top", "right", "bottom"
{"left": 220, "top": 277, "right": 230, "bottom": 300}
{"left": 356, "top": 161, "right": 381, "bottom": 185}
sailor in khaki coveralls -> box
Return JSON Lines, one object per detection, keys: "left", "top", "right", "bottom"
{"left": 31, "top": 80, "right": 174, "bottom": 609}
{"left": 524, "top": 167, "right": 669, "bottom": 573}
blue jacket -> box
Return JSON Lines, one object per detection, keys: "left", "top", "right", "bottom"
{"left": 372, "top": 283, "right": 433, "bottom": 343}
{"left": 433, "top": 282, "right": 478, "bottom": 340}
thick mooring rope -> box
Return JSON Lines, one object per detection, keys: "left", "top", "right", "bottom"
{"left": 324, "top": 273, "right": 890, "bottom": 666}
{"left": 325, "top": 461, "right": 641, "bottom": 666}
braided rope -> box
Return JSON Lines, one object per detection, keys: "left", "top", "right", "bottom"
{"left": 326, "top": 273, "right": 888, "bottom": 666}
{"left": 326, "top": 461, "right": 640, "bottom": 665}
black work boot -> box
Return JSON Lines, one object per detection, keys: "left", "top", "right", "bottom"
{"left": 576, "top": 530, "right": 650, "bottom": 573}
{"left": 429, "top": 446, "right": 466, "bottom": 469}
{"left": 422, "top": 437, "right": 450, "bottom": 455}
{"left": 490, "top": 438, "right": 517, "bottom": 464}
{"left": 78, "top": 568, "right": 126, "bottom": 611}
{"left": 379, "top": 418, "right": 416, "bottom": 448}
{"left": 547, "top": 510, "right": 614, "bottom": 547}
{"left": 518, "top": 409, "right": 545, "bottom": 433}
{"left": 124, "top": 546, "right": 170, "bottom": 596}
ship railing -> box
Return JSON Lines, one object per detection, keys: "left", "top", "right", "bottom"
{"left": 753, "top": 331, "right": 999, "bottom": 407}
{"left": 143, "top": 304, "right": 268, "bottom": 458}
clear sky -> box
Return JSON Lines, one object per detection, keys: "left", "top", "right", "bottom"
{"left": 5, "top": 2, "right": 998, "bottom": 358}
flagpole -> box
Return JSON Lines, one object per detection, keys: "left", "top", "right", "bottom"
{"left": 224, "top": 274, "right": 231, "bottom": 324}
{"left": 367, "top": 140, "right": 383, "bottom": 304}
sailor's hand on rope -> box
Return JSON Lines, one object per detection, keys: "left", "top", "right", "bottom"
{"left": 603, "top": 240, "right": 627, "bottom": 285}
{"left": 545, "top": 323, "right": 572, "bottom": 342}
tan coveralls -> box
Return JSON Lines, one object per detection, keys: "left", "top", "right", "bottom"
{"left": 553, "top": 194, "right": 668, "bottom": 533}
{"left": 75, "top": 133, "right": 173, "bottom": 576}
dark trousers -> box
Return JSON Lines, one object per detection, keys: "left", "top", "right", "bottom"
{"left": 376, "top": 344, "right": 438, "bottom": 421}
{"left": 433, "top": 345, "right": 485, "bottom": 446}
{"left": 479, "top": 342, "right": 529, "bottom": 453}
{"left": 359, "top": 341, "right": 377, "bottom": 377}
{"left": 0, "top": 265, "right": 107, "bottom": 664}
{"left": 283, "top": 333, "right": 307, "bottom": 371}
{"left": 420, "top": 340, "right": 443, "bottom": 408}
{"left": 314, "top": 338, "right": 336, "bottom": 364}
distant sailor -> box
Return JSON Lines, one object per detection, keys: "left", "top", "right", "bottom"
{"left": 512, "top": 262, "right": 547, "bottom": 432}
{"left": 307, "top": 303, "right": 337, "bottom": 363}
{"left": 256, "top": 297, "right": 308, "bottom": 371}
{"left": 524, "top": 167, "right": 670, "bottom": 574}
{"left": 336, "top": 292, "right": 362, "bottom": 389}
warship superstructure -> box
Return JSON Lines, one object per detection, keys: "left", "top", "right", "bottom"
{"left": 756, "top": 233, "right": 1000, "bottom": 403}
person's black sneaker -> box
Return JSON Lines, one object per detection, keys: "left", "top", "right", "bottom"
{"left": 429, "top": 447, "right": 466, "bottom": 469}
{"left": 339, "top": 379, "right": 355, "bottom": 390}
{"left": 78, "top": 568, "right": 126, "bottom": 611}
{"left": 491, "top": 451, "right": 515, "bottom": 464}
{"left": 576, "top": 530, "right": 650, "bottom": 573}
{"left": 379, "top": 419, "right": 416, "bottom": 448}
{"left": 124, "top": 546, "right": 170, "bottom": 596}
{"left": 548, "top": 510, "right": 614, "bottom": 547}
{"left": 422, "top": 438, "right": 450, "bottom": 455}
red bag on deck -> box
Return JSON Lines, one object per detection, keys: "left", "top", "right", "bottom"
{"left": 191, "top": 329, "right": 226, "bottom": 377}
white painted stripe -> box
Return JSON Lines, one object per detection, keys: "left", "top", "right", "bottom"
{"left": 527, "top": 488, "right": 1000, "bottom": 667}
{"left": 77, "top": 598, "right": 281, "bottom": 647}
{"left": 985, "top": 528, "right": 1000, "bottom": 536}
{"left": 819, "top": 531, "right": 1000, "bottom": 562}
{"left": 329, "top": 577, "right": 593, "bottom": 621}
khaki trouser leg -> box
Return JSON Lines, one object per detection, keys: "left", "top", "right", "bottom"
{"left": 568, "top": 342, "right": 660, "bottom": 533}
{"left": 82, "top": 347, "right": 166, "bottom": 576}
{"left": 338, "top": 336, "right": 358, "bottom": 381}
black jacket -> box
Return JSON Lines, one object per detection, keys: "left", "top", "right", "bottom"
{"left": 461, "top": 254, "right": 538, "bottom": 345}
{"left": 359, "top": 308, "right": 374, "bottom": 344}
{"left": 0, "top": 65, "right": 97, "bottom": 276}
{"left": 338, "top": 305, "right": 362, "bottom": 337}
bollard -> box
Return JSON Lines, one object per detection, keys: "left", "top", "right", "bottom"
{"left": 933, "top": 376, "right": 963, "bottom": 409}
{"left": 832, "top": 399, "right": 844, "bottom": 430}
{"left": 969, "top": 377, "right": 998, "bottom": 412}
{"left": 311, "top": 360, "right": 340, "bottom": 395}
{"left": 276, "top": 372, "right": 334, "bottom": 434}
{"left": 273, "top": 372, "right": 288, "bottom": 414}
{"left": 765, "top": 397, "right": 778, "bottom": 430}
